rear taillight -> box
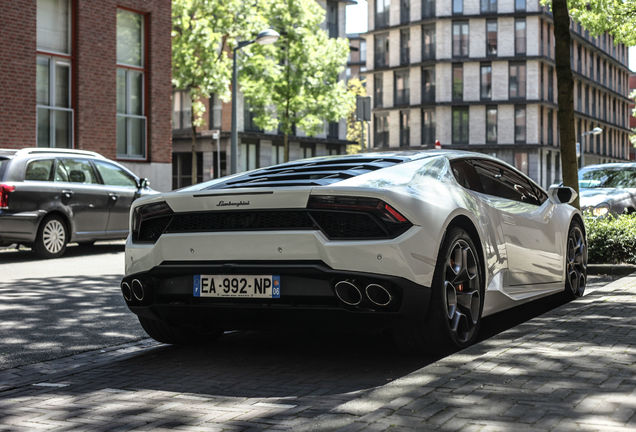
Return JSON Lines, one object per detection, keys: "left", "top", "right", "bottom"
{"left": 132, "top": 201, "right": 173, "bottom": 243}
{"left": 0, "top": 184, "right": 15, "bottom": 209}
{"left": 307, "top": 195, "right": 412, "bottom": 239}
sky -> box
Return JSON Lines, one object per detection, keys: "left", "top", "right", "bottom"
{"left": 345, "top": 1, "right": 635, "bottom": 72}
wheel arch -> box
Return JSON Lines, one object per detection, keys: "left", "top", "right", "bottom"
{"left": 438, "top": 213, "right": 487, "bottom": 288}
{"left": 39, "top": 210, "right": 73, "bottom": 240}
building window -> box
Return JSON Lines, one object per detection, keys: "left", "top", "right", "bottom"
{"left": 326, "top": 0, "right": 338, "bottom": 38}
{"left": 374, "top": 33, "right": 389, "bottom": 68}
{"left": 509, "top": 62, "right": 526, "bottom": 99}
{"left": 326, "top": 144, "right": 341, "bottom": 155}
{"left": 400, "top": 29, "right": 410, "bottom": 65}
{"left": 374, "top": 73, "right": 383, "bottom": 108}
{"left": 452, "top": 22, "right": 469, "bottom": 58}
{"left": 547, "top": 66, "right": 554, "bottom": 102}
{"left": 480, "top": 63, "right": 492, "bottom": 100}
{"left": 272, "top": 143, "right": 284, "bottom": 164}
{"left": 486, "top": 20, "right": 497, "bottom": 56}
{"left": 547, "top": 109, "right": 553, "bottom": 146}
{"left": 515, "top": 106, "right": 526, "bottom": 143}
{"left": 486, "top": 106, "right": 497, "bottom": 144}
{"left": 452, "top": 107, "right": 469, "bottom": 145}
{"left": 515, "top": 0, "right": 526, "bottom": 11}
{"left": 394, "top": 70, "right": 410, "bottom": 106}
{"left": 453, "top": 0, "right": 463, "bottom": 15}
{"left": 374, "top": 113, "right": 389, "bottom": 147}
{"left": 172, "top": 90, "right": 192, "bottom": 130}
{"left": 401, "top": 0, "right": 410, "bottom": 24}
{"left": 422, "top": 67, "right": 435, "bottom": 103}
{"left": 452, "top": 63, "right": 463, "bottom": 101}
{"left": 36, "top": 0, "right": 73, "bottom": 148}
{"left": 577, "top": 81, "right": 582, "bottom": 112}
{"left": 422, "top": 0, "right": 435, "bottom": 18}
{"left": 360, "top": 40, "right": 367, "bottom": 64}
{"left": 300, "top": 143, "right": 316, "bottom": 158}
{"left": 481, "top": 0, "right": 497, "bottom": 13}
{"left": 422, "top": 24, "right": 436, "bottom": 60}
{"left": 515, "top": 19, "right": 526, "bottom": 55}
{"left": 375, "top": 0, "right": 390, "bottom": 29}
{"left": 399, "top": 110, "right": 410, "bottom": 147}
{"left": 514, "top": 152, "right": 528, "bottom": 175}
{"left": 239, "top": 140, "right": 259, "bottom": 170}
{"left": 172, "top": 152, "right": 203, "bottom": 189}
{"left": 422, "top": 109, "right": 436, "bottom": 145}
{"left": 116, "top": 9, "right": 146, "bottom": 159}
{"left": 328, "top": 122, "right": 339, "bottom": 139}
{"left": 244, "top": 103, "right": 261, "bottom": 132}
{"left": 209, "top": 94, "right": 222, "bottom": 129}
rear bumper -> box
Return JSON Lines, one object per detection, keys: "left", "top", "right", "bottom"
{"left": 0, "top": 210, "right": 43, "bottom": 244}
{"left": 122, "top": 261, "right": 431, "bottom": 330}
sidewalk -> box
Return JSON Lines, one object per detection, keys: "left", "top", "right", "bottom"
{"left": 0, "top": 274, "right": 634, "bottom": 431}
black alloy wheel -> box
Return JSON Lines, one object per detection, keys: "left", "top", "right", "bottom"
{"left": 565, "top": 222, "right": 587, "bottom": 299}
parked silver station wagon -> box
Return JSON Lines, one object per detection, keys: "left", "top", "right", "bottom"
{"left": 0, "top": 148, "right": 154, "bottom": 258}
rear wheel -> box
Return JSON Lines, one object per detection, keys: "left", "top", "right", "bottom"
{"left": 138, "top": 317, "right": 222, "bottom": 345}
{"left": 34, "top": 215, "right": 68, "bottom": 259}
{"left": 394, "top": 227, "right": 484, "bottom": 354}
{"left": 564, "top": 221, "right": 587, "bottom": 299}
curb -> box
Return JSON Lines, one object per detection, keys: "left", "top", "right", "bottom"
{"left": 588, "top": 264, "right": 636, "bottom": 276}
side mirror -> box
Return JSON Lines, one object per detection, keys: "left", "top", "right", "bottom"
{"left": 138, "top": 178, "right": 150, "bottom": 189}
{"left": 548, "top": 185, "right": 577, "bottom": 205}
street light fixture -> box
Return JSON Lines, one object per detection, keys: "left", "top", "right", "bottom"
{"left": 230, "top": 29, "right": 280, "bottom": 174}
{"left": 579, "top": 126, "right": 603, "bottom": 168}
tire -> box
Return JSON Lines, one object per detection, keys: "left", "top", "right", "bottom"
{"left": 34, "top": 215, "right": 69, "bottom": 259}
{"left": 138, "top": 316, "right": 222, "bottom": 345}
{"left": 564, "top": 220, "right": 587, "bottom": 299}
{"left": 394, "top": 227, "right": 484, "bottom": 354}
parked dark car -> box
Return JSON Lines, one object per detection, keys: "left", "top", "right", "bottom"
{"left": 579, "top": 163, "right": 636, "bottom": 217}
{"left": 0, "top": 148, "right": 154, "bottom": 258}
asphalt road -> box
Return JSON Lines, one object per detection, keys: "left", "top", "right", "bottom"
{"left": 0, "top": 243, "right": 617, "bottom": 371}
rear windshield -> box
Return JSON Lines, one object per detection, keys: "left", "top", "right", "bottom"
{"left": 0, "top": 158, "right": 10, "bottom": 180}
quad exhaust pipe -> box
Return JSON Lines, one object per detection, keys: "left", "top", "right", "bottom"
{"left": 334, "top": 281, "right": 362, "bottom": 306}
{"left": 131, "top": 279, "right": 144, "bottom": 301}
{"left": 365, "top": 283, "right": 392, "bottom": 307}
{"left": 121, "top": 281, "right": 132, "bottom": 301}
{"left": 334, "top": 280, "right": 393, "bottom": 308}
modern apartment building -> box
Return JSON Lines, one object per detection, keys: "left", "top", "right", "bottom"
{"left": 347, "top": 33, "right": 368, "bottom": 80}
{"left": 171, "top": 0, "right": 354, "bottom": 189}
{"left": 0, "top": 0, "right": 173, "bottom": 191}
{"left": 364, "top": 0, "right": 632, "bottom": 187}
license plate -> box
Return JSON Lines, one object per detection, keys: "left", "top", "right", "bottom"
{"left": 193, "top": 275, "right": 281, "bottom": 298}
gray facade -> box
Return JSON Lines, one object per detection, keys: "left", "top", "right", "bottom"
{"left": 365, "top": 0, "right": 632, "bottom": 187}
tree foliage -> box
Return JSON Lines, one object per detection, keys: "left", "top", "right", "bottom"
{"left": 567, "top": 0, "right": 636, "bottom": 45}
{"left": 240, "top": 0, "right": 354, "bottom": 161}
{"left": 345, "top": 77, "right": 368, "bottom": 154}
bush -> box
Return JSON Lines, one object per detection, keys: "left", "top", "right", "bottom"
{"left": 584, "top": 212, "right": 636, "bottom": 264}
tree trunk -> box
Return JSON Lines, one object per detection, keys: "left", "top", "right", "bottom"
{"left": 283, "top": 133, "right": 289, "bottom": 163}
{"left": 190, "top": 106, "right": 197, "bottom": 185}
{"left": 552, "top": 0, "right": 580, "bottom": 209}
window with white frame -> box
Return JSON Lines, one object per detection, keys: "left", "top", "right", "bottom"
{"left": 116, "top": 9, "right": 146, "bottom": 159}
{"left": 36, "top": 0, "right": 73, "bottom": 148}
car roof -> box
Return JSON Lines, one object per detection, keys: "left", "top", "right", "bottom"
{"left": 0, "top": 147, "right": 105, "bottom": 159}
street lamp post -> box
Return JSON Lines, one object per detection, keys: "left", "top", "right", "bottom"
{"left": 230, "top": 29, "right": 279, "bottom": 174}
{"left": 579, "top": 126, "right": 603, "bottom": 168}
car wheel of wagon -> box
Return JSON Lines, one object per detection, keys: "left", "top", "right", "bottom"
{"left": 138, "top": 317, "right": 222, "bottom": 345}
{"left": 564, "top": 221, "right": 587, "bottom": 299}
{"left": 34, "top": 215, "right": 68, "bottom": 259}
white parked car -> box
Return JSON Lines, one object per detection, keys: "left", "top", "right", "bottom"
{"left": 121, "top": 150, "right": 587, "bottom": 352}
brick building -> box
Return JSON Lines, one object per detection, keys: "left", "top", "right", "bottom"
{"left": 364, "top": 0, "right": 632, "bottom": 188}
{"left": 171, "top": 0, "right": 354, "bottom": 189}
{"left": 0, "top": 0, "right": 172, "bottom": 191}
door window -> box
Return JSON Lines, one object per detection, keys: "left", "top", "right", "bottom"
{"left": 93, "top": 160, "right": 137, "bottom": 187}
{"left": 471, "top": 159, "right": 543, "bottom": 205}
{"left": 450, "top": 159, "right": 483, "bottom": 192}
{"left": 25, "top": 159, "right": 54, "bottom": 181}
{"left": 59, "top": 158, "right": 100, "bottom": 184}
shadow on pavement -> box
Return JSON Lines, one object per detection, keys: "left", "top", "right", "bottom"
{"left": 0, "top": 275, "right": 630, "bottom": 431}
{"left": 0, "top": 242, "right": 125, "bottom": 263}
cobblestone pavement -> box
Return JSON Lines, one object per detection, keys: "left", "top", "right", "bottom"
{"left": 0, "top": 274, "right": 634, "bottom": 431}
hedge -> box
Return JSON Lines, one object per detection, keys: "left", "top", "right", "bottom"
{"left": 584, "top": 212, "right": 636, "bottom": 265}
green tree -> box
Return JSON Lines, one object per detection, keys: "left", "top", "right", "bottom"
{"left": 172, "top": 0, "right": 264, "bottom": 183}
{"left": 345, "top": 77, "right": 368, "bottom": 154}
{"left": 547, "top": 0, "right": 636, "bottom": 209}
{"left": 240, "top": 0, "right": 354, "bottom": 162}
